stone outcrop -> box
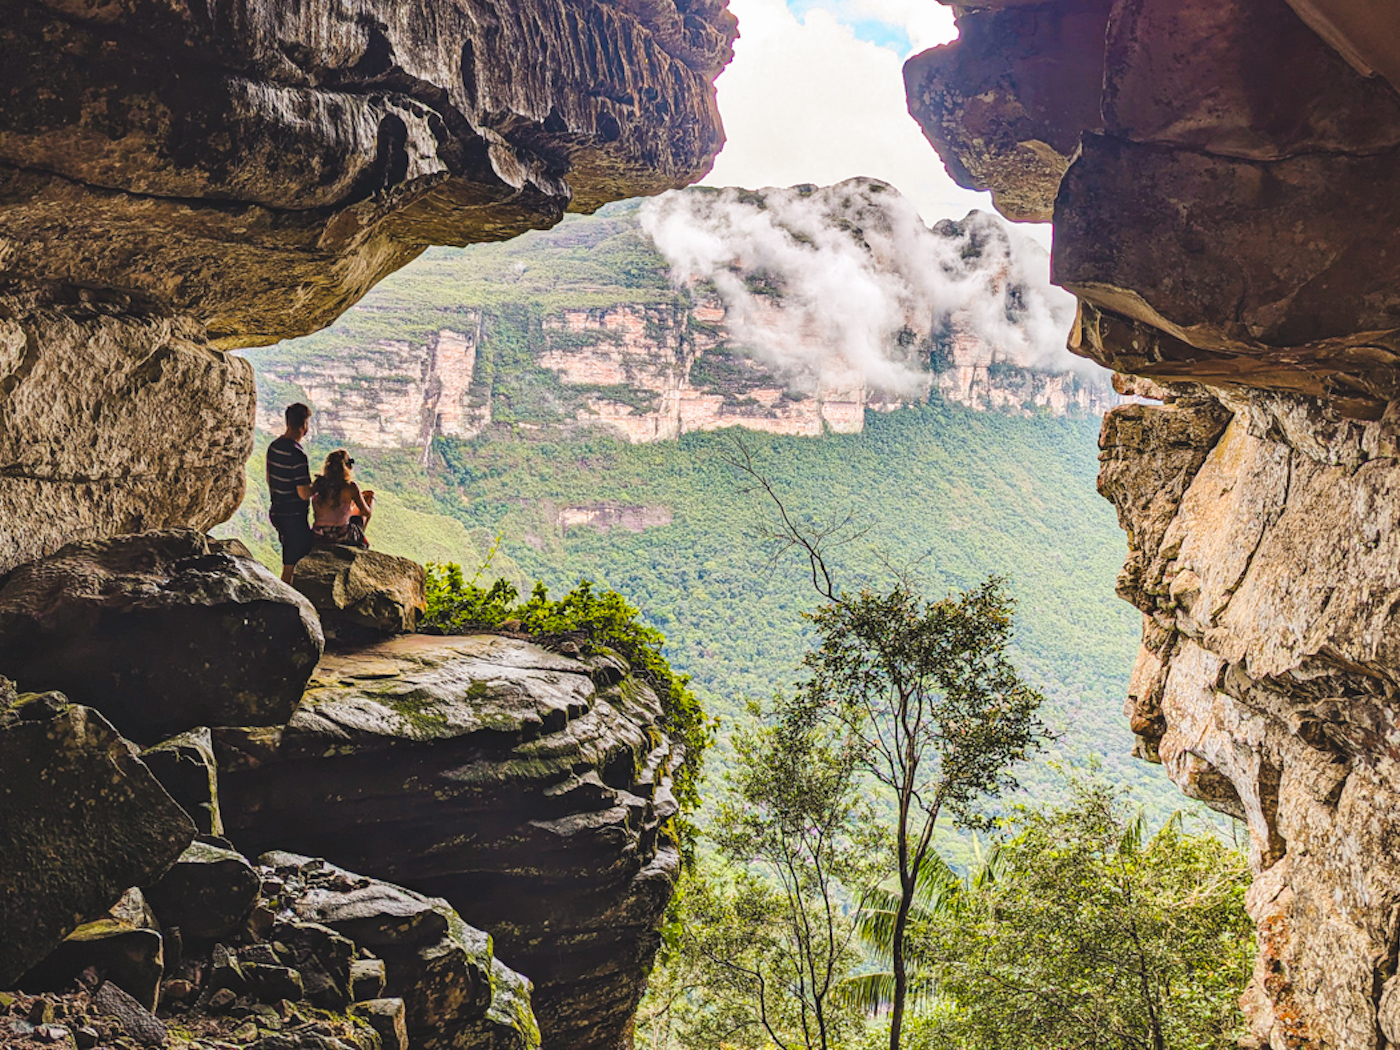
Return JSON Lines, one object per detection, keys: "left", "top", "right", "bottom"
{"left": 908, "top": 1, "right": 1400, "bottom": 1045}
{"left": 267, "top": 852, "right": 538, "bottom": 1050}
{"left": 0, "top": 687, "right": 195, "bottom": 986}
{"left": 0, "top": 0, "right": 735, "bottom": 572}
{"left": 1098, "top": 381, "right": 1400, "bottom": 1048}
{"left": 0, "top": 530, "right": 323, "bottom": 743}
{"left": 218, "top": 634, "right": 682, "bottom": 1050}
{"left": 141, "top": 729, "right": 224, "bottom": 838}
{"left": 292, "top": 547, "right": 427, "bottom": 639}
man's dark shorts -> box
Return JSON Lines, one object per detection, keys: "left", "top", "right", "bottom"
{"left": 270, "top": 509, "right": 315, "bottom": 567}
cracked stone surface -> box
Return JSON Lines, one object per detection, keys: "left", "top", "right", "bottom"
{"left": 1101, "top": 380, "right": 1400, "bottom": 1049}
{"left": 219, "top": 634, "right": 682, "bottom": 1050}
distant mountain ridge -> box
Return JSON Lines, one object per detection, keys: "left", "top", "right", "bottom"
{"left": 243, "top": 180, "right": 1116, "bottom": 447}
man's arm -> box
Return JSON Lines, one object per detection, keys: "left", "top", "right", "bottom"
{"left": 295, "top": 451, "right": 313, "bottom": 502}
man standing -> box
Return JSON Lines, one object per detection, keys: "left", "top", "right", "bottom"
{"left": 267, "top": 403, "right": 314, "bottom": 583}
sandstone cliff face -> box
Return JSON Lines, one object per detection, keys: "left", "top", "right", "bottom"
{"left": 244, "top": 185, "right": 1116, "bottom": 451}
{"left": 908, "top": 1, "right": 1400, "bottom": 1045}
{"left": 0, "top": 0, "right": 734, "bottom": 574}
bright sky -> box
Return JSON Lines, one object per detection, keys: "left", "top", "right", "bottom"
{"left": 699, "top": 0, "right": 1007, "bottom": 229}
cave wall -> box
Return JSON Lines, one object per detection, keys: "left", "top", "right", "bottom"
{"left": 906, "top": 1, "right": 1400, "bottom": 1046}
{"left": 0, "top": 0, "right": 734, "bottom": 574}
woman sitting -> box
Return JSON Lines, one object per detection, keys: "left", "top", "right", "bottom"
{"left": 310, "top": 450, "right": 375, "bottom": 548}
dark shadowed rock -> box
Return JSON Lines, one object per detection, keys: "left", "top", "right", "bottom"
{"left": 350, "top": 998, "right": 410, "bottom": 1050}
{"left": 92, "top": 979, "right": 168, "bottom": 1047}
{"left": 18, "top": 887, "right": 165, "bottom": 1011}
{"left": 267, "top": 920, "right": 359, "bottom": 1010}
{"left": 223, "top": 636, "right": 680, "bottom": 1049}
{"left": 292, "top": 547, "right": 427, "bottom": 639}
{"left": 144, "top": 842, "right": 261, "bottom": 943}
{"left": 262, "top": 853, "right": 538, "bottom": 1050}
{"left": 0, "top": 530, "right": 323, "bottom": 743}
{"left": 0, "top": 691, "right": 194, "bottom": 986}
{"left": 141, "top": 728, "right": 223, "bottom": 837}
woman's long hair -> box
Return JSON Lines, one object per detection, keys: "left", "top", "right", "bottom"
{"left": 311, "top": 449, "right": 352, "bottom": 504}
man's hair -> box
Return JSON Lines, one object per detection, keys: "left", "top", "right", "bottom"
{"left": 285, "top": 403, "right": 312, "bottom": 429}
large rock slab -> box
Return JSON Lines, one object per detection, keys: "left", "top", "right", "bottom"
{"left": 220, "top": 634, "right": 681, "bottom": 1050}
{"left": 0, "top": 296, "right": 256, "bottom": 575}
{"left": 0, "top": 529, "right": 323, "bottom": 743}
{"left": 0, "top": 688, "right": 195, "bottom": 986}
{"left": 292, "top": 547, "right": 427, "bottom": 638}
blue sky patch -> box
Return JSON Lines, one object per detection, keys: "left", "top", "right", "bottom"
{"left": 785, "top": 0, "right": 914, "bottom": 55}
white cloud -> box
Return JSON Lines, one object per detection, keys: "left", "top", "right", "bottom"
{"left": 701, "top": 0, "right": 995, "bottom": 227}
{"left": 640, "top": 181, "right": 1089, "bottom": 395}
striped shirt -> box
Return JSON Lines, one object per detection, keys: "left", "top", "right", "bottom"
{"left": 267, "top": 437, "right": 311, "bottom": 511}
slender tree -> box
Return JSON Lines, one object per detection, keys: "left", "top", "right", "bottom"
{"left": 640, "top": 695, "right": 883, "bottom": 1050}
{"left": 798, "top": 581, "right": 1043, "bottom": 1049}
{"left": 728, "top": 437, "right": 1045, "bottom": 1050}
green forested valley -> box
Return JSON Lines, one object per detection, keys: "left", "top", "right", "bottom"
{"left": 220, "top": 397, "right": 1188, "bottom": 821}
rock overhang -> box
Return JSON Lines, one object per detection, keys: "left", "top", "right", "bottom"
{"left": 905, "top": 0, "right": 1400, "bottom": 417}
{"left": 0, "top": 0, "right": 737, "bottom": 349}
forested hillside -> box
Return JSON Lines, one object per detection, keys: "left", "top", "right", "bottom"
{"left": 220, "top": 398, "right": 1188, "bottom": 820}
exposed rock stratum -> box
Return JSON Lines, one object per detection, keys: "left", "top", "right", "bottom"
{"left": 907, "top": 1, "right": 1400, "bottom": 1045}
{"left": 219, "top": 634, "right": 682, "bottom": 1050}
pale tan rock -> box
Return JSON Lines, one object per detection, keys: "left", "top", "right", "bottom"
{"left": 292, "top": 547, "right": 427, "bottom": 637}
{"left": 1098, "top": 387, "right": 1400, "bottom": 1048}
{"left": 0, "top": 297, "right": 254, "bottom": 574}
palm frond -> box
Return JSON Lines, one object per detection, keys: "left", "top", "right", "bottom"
{"left": 836, "top": 971, "right": 939, "bottom": 1013}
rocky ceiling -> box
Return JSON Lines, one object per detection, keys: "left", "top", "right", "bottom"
{"left": 0, "top": 0, "right": 734, "bottom": 349}
{"left": 906, "top": 0, "right": 1400, "bottom": 418}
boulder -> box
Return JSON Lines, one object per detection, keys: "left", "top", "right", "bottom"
{"left": 143, "top": 842, "right": 261, "bottom": 943}
{"left": 350, "top": 998, "right": 410, "bottom": 1050}
{"left": 349, "top": 959, "right": 387, "bottom": 1003}
{"left": 0, "top": 689, "right": 194, "bottom": 986}
{"left": 91, "top": 979, "right": 168, "bottom": 1048}
{"left": 0, "top": 530, "right": 324, "bottom": 743}
{"left": 264, "top": 920, "right": 359, "bottom": 1010}
{"left": 18, "top": 888, "right": 165, "bottom": 1011}
{"left": 262, "top": 852, "right": 538, "bottom": 1050}
{"left": 222, "top": 636, "right": 679, "bottom": 1049}
{"left": 141, "top": 728, "right": 223, "bottom": 837}
{"left": 292, "top": 548, "right": 427, "bottom": 638}
{"left": 0, "top": 300, "right": 256, "bottom": 576}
